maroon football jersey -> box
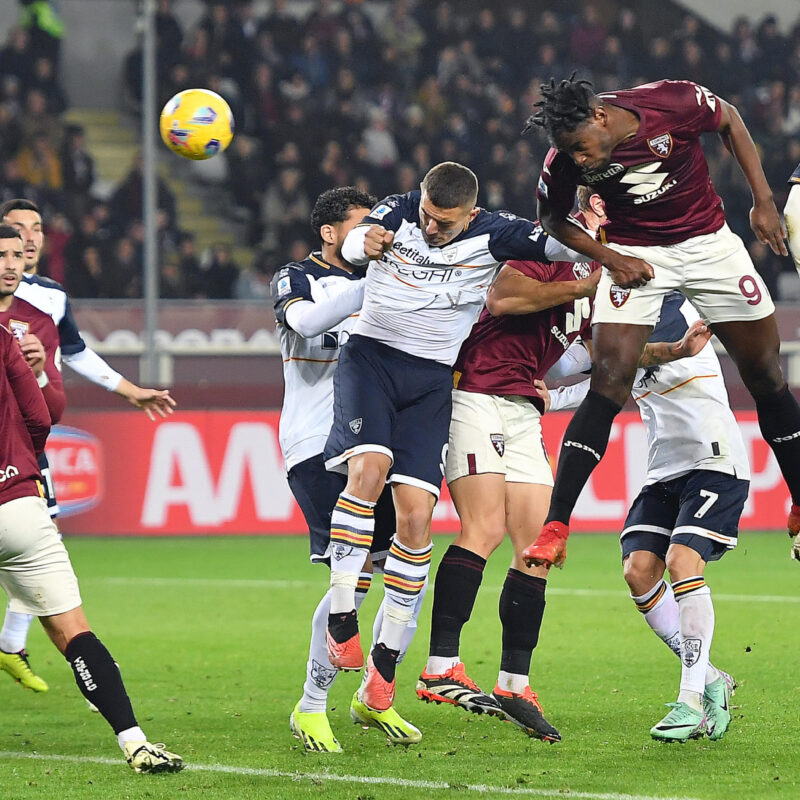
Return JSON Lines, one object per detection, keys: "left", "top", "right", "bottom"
{"left": 538, "top": 80, "right": 725, "bottom": 246}
{"left": 0, "top": 296, "right": 65, "bottom": 424}
{"left": 453, "top": 259, "right": 600, "bottom": 411}
{"left": 0, "top": 324, "right": 50, "bottom": 504}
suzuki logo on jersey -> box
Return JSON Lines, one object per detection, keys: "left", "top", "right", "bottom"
{"left": 647, "top": 133, "right": 673, "bottom": 158}
{"left": 619, "top": 162, "right": 678, "bottom": 204}
{"left": 349, "top": 418, "right": 362, "bottom": 434}
{"left": 0, "top": 464, "right": 19, "bottom": 482}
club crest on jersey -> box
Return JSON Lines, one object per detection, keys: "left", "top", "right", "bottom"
{"left": 349, "top": 418, "right": 363, "bottom": 434}
{"left": 681, "top": 638, "right": 702, "bottom": 667}
{"left": 332, "top": 544, "right": 354, "bottom": 561}
{"left": 572, "top": 263, "right": 592, "bottom": 280}
{"left": 490, "top": 433, "right": 505, "bottom": 457}
{"left": 647, "top": 133, "right": 673, "bottom": 158}
{"left": 609, "top": 285, "right": 631, "bottom": 308}
{"left": 442, "top": 247, "right": 458, "bottom": 264}
{"left": 8, "top": 319, "right": 29, "bottom": 340}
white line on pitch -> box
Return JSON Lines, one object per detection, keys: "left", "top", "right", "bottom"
{"left": 91, "top": 576, "right": 800, "bottom": 604}
{"left": 0, "top": 750, "right": 703, "bottom": 800}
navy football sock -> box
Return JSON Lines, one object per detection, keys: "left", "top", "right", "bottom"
{"left": 755, "top": 384, "right": 800, "bottom": 504}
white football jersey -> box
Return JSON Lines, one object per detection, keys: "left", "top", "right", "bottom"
{"left": 272, "top": 252, "right": 363, "bottom": 472}
{"left": 632, "top": 293, "right": 750, "bottom": 484}
{"left": 345, "top": 191, "right": 576, "bottom": 365}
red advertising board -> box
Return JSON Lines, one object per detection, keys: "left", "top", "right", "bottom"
{"left": 53, "top": 410, "right": 791, "bottom": 536}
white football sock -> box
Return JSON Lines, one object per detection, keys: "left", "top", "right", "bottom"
{"left": 674, "top": 576, "right": 714, "bottom": 698}
{"left": 0, "top": 608, "right": 33, "bottom": 653}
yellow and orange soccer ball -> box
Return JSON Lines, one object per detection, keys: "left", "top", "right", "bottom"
{"left": 159, "top": 88, "right": 234, "bottom": 160}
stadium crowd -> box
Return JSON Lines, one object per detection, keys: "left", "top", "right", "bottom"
{"left": 2, "top": 0, "right": 800, "bottom": 299}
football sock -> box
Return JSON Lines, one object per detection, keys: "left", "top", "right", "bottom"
{"left": 754, "top": 384, "right": 800, "bottom": 504}
{"left": 673, "top": 577, "right": 714, "bottom": 701}
{"left": 427, "top": 545, "right": 486, "bottom": 670}
{"left": 117, "top": 726, "right": 148, "bottom": 751}
{"left": 545, "top": 390, "right": 621, "bottom": 524}
{"left": 329, "top": 493, "right": 375, "bottom": 613}
{"left": 65, "top": 632, "right": 137, "bottom": 735}
{"left": 0, "top": 608, "right": 33, "bottom": 653}
{"left": 497, "top": 670, "right": 529, "bottom": 695}
{"left": 373, "top": 577, "right": 427, "bottom": 665}
{"left": 371, "top": 642, "right": 399, "bottom": 683}
{"left": 499, "top": 569, "right": 546, "bottom": 678}
{"left": 300, "top": 573, "right": 372, "bottom": 714}
{"left": 632, "top": 579, "right": 720, "bottom": 686}
{"left": 378, "top": 539, "right": 432, "bottom": 653}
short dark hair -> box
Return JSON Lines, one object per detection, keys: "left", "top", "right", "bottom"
{"left": 524, "top": 73, "right": 597, "bottom": 144}
{"left": 0, "top": 198, "right": 41, "bottom": 220}
{"left": 310, "top": 186, "right": 377, "bottom": 237}
{"left": 576, "top": 185, "right": 593, "bottom": 212}
{"left": 0, "top": 223, "right": 23, "bottom": 241}
{"left": 421, "top": 162, "right": 478, "bottom": 209}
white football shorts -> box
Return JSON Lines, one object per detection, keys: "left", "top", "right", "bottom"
{"left": 445, "top": 389, "right": 553, "bottom": 485}
{"left": 0, "top": 495, "right": 82, "bottom": 616}
{"left": 593, "top": 223, "right": 775, "bottom": 326}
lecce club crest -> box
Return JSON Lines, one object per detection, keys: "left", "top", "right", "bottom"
{"left": 647, "top": 133, "right": 673, "bottom": 158}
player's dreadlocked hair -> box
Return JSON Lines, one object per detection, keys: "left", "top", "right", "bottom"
{"left": 310, "top": 186, "right": 378, "bottom": 238}
{"left": 523, "top": 73, "right": 597, "bottom": 144}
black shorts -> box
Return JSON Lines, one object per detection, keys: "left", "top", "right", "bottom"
{"left": 287, "top": 453, "right": 395, "bottom": 566}
{"left": 620, "top": 469, "right": 749, "bottom": 563}
{"left": 324, "top": 335, "right": 453, "bottom": 497}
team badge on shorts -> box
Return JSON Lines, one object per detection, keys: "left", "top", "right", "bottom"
{"left": 681, "top": 638, "right": 701, "bottom": 667}
{"left": 609, "top": 285, "right": 631, "bottom": 308}
{"left": 349, "top": 418, "right": 363, "bottom": 434}
{"left": 647, "top": 133, "right": 673, "bottom": 158}
{"left": 490, "top": 433, "right": 505, "bottom": 457}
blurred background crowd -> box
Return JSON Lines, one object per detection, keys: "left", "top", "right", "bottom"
{"left": 2, "top": 0, "right": 800, "bottom": 300}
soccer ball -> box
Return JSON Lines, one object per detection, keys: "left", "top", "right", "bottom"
{"left": 159, "top": 88, "right": 234, "bottom": 160}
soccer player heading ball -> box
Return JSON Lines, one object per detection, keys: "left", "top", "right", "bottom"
{"left": 522, "top": 75, "right": 800, "bottom": 569}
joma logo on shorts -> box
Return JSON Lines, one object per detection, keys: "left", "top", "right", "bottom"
{"left": 0, "top": 465, "right": 19, "bottom": 482}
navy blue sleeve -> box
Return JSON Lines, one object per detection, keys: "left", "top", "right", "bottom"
{"left": 486, "top": 212, "right": 553, "bottom": 263}
{"left": 359, "top": 193, "right": 413, "bottom": 233}
{"left": 58, "top": 295, "right": 87, "bottom": 355}
{"left": 648, "top": 292, "right": 690, "bottom": 343}
{"left": 271, "top": 264, "right": 312, "bottom": 326}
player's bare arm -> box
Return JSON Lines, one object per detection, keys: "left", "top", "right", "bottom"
{"left": 486, "top": 262, "right": 600, "bottom": 316}
{"left": 717, "top": 99, "right": 788, "bottom": 257}
{"left": 638, "top": 320, "right": 711, "bottom": 367}
{"left": 538, "top": 196, "right": 654, "bottom": 289}
{"left": 115, "top": 377, "right": 176, "bottom": 421}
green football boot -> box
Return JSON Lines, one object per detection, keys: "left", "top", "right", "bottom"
{"left": 703, "top": 671, "right": 736, "bottom": 740}
{"left": 290, "top": 702, "right": 342, "bottom": 753}
{"left": 0, "top": 649, "right": 48, "bottom": 692}
{"left": 350, "top": 692, "right": 422, "bottom": 745}
{"left": 650, "top": 701, "right": 706, "bottom": 742}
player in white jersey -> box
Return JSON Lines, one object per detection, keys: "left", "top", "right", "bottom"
{"left": 542, "top": 292, "right": 746, "bottom": 742}
{"left": 0, "top": 198, "right": 175, "bottom": 692}
{"left": 783, "top": 163, "right": 800, "bottom": 558}
{"left": 322, "top": 162, "right": 582, "bottom": 720}
{"left": 274, "top": 187, "right": 423, "bottom": 751}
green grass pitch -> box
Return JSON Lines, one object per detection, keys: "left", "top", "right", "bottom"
{"left": 1, "top": 531, "right": 798, "bottom": 799}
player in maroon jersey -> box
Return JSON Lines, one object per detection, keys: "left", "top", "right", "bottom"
{"left": 523, "top": 76, "right": 800, "bottom": 569}
{"left": 786, "top": 162, "right": 800, "bottom": 557}
{"left": 416, "top": 195, "right": 711, "bottom": 741}
{"left": 0, "top": 225, "right": 183, "bottom": 774}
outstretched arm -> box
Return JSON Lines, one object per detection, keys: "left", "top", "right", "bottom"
{"left": 718, "top": 98, "right": 788, "bottom": 257}
{"left": 638, "top": 320, "right": 711, "bottom": 367}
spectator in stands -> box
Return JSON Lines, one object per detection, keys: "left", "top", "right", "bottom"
{"left": 0, "top": 27, "right": 31, "bottom": 84}
{"left": 199, "top": 243, "right": 239, "bottom": 299}
{"left": 260, "top": 167, "right": 310, "bottom": 251}
{"left": 17, "top": 0, "right": 64, "bottom": 66}
{"left": 60, "top": 124, "right": 94, "bottom": 220}
{"left": 29, "top": 56, "right": 67, "bottom": 114}
{"left": 0, "top": 103, "right": 23, "bottom": 162}
{"left": 15, "top": 132, "right": 62, "bottom": 199}
{"left": 20, "top": 88, "right": 61, "bottom": 146}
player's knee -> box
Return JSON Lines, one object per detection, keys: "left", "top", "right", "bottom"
{"left": 622, "top": 554, "right": 662, "bottom": 596}
{"left": 739, "top": 355, "right": 784, "bottom": 396}
{"left": 458, "top": 523, "right": 505, "bottom": 559}
{"left": 345, "top": 460, "right": 387, "bottom": 501}
{"left": 395, "top": 506, "right": 433, "bottom": 549}
{"left": 591, "top": 359, "right": 636, "bottom": 406}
